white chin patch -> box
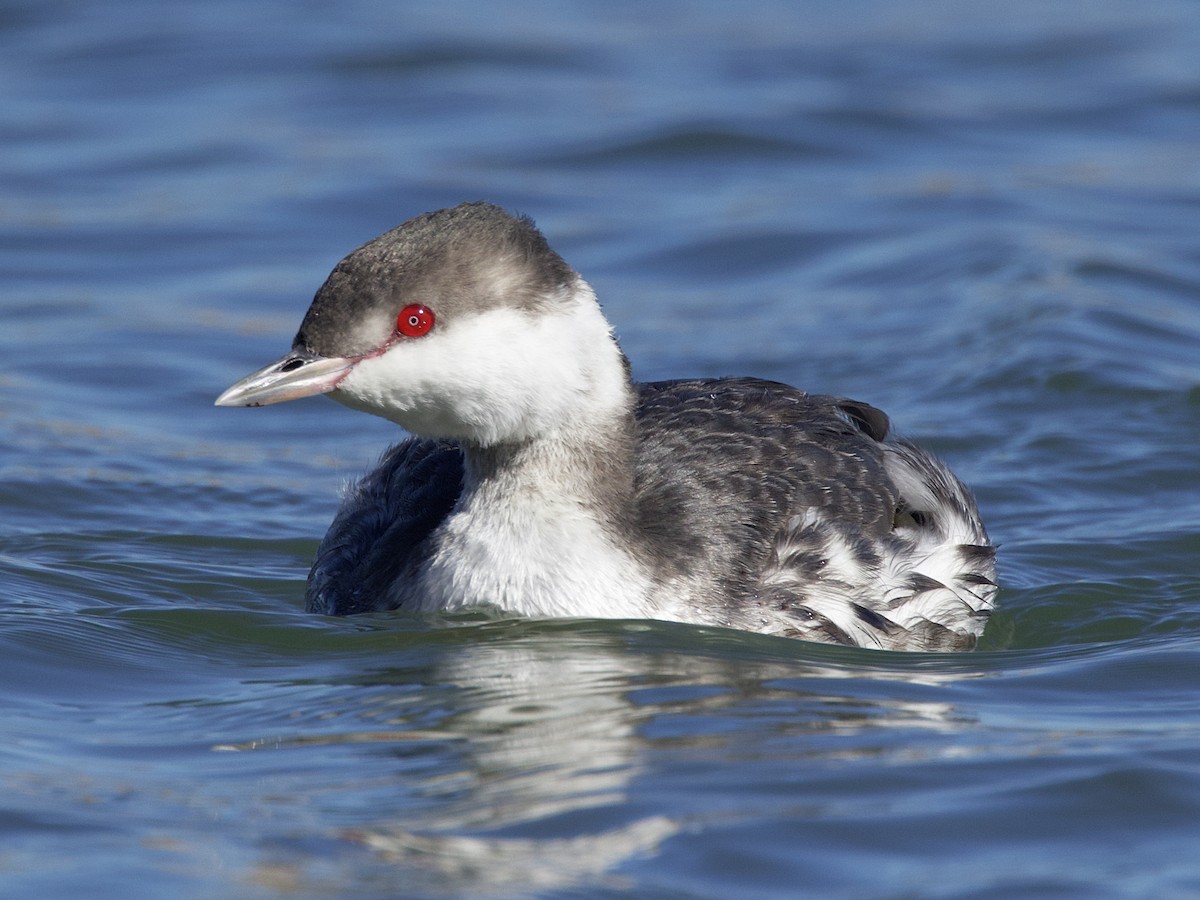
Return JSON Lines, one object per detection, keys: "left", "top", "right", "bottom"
{"left": 334, "top": 286, "right": 627, "bottom": 444}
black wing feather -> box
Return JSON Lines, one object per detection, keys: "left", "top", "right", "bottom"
{"left": 305, "top": 439, "right": 462, "bottom": 615}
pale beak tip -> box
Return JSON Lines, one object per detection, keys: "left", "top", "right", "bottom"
{"left": 214, "top": 350, "right": 358, "bottom": 409}
{"left": 213, "top": 386, "right": 256, "bottom": 407}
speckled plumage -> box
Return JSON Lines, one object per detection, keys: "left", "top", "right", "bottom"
{"left": 307, "top": 376, "right": 996, "bottom": 650}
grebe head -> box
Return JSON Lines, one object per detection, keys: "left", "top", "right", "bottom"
{"left": 216, "top": 203, "right": 630, "bottom": 446}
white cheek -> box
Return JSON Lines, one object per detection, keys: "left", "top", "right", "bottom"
{"left": 333, "top": 288, "right": 627, "bottom": 444}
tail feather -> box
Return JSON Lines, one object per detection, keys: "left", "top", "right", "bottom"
{"left": 755, "top": 440, "right": 997, "bottom": 651}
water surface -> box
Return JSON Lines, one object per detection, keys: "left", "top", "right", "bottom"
{"left": 3, "top": 1, "right": 1200, "bottom": 896}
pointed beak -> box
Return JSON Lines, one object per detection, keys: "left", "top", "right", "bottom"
{"left": 215, "top": 349, "right": 359, "bottom": 407}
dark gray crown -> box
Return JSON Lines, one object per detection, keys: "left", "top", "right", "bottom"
{"left": 295, "top": 202, "right": 577, "bottom": 357}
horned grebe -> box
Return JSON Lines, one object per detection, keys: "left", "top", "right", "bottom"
{"left": 216, "top": 203, "right": 996, "bottom": 650}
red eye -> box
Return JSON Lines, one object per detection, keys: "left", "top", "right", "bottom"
{"left": 396, "top": 304, "right": 435, "bottom": 338}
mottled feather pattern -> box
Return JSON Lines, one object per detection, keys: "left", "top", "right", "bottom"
{"left": 627, "top": 379, "right": 898, "bottom": 608}
{"left": 756, "top": 440, "right": 996, "bottom": 650}
{"left": 306, "top": 376, "right": 996, "bottom": 649}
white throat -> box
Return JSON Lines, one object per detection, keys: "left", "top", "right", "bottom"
{"left": 340, "top": 277, "right": 665, "bottom": 619}
{"left": 403, "top": 442, "right": 658, "bottom": 620}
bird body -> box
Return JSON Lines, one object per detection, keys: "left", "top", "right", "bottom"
{"left": 218, "top": 203, "right": 996, "bottom": 650}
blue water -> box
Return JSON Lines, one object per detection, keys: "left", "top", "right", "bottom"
{"left": 4, "top": 1, "right": 1200, "bottom": 896}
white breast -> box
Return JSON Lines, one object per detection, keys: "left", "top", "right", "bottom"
{"left": 397, "top": 490, "right": 662, "bottom": 621}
